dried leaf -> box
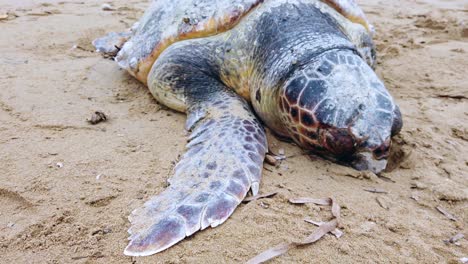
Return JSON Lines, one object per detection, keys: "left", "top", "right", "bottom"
{"left": 363, "top": 187, "right": 388, "bottom": 194}
{"left": 436, "top": 206, "right": 457, "bottom": 221}
{"left": 436, "top": 94, "right": 468, "bottom": 100}
{"left": 376, "top": 197, "right": 389, "bottom": 210}
{"left": 248, "top": 198, "right": 340, "bottom": 263}
{"left": 304, "top": 219, "right": 343, "bottom": 238}
{"left": 300, "top": 219, "right": 337, "bottom": 244}
{"left": 289, "top": 197, "right": 332, "bottom": 206}
{"left": 259, "top": 201, "right": 270, "bottom": 209}
{"left": 246, "top": 243, "right": 291, "bottom": 264}
{"left": 377, "top": 174, "right": 396, "bottom": 183}
{"left": 331, "top": 197, "right": 341, "bottom": 220}
{"left": 247, "top": 220, "right": 338, "bottom": 264}
{"left": 243, "top": 192, "right": 278, "bottom": 203}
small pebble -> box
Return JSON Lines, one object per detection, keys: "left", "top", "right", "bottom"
{"left": 87, "top": 111, "right": 107, "bottom": 125}
{"left": 410, "top": 181, "right": 427, "bottom": 190}
{"left": 265, "top": 154, "right": 279, "bottom": 166}
{"left": 101, "top": 4, "right": 115, "bottom": 11}
{"left": 278, "top": 148, "right": 285, "bottom": 155}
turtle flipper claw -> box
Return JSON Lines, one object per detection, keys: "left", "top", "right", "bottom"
{"left": 125, "top": 216, "right": 186, "bottom": 256}
{"left": 124, "top": 88, "right": 267, "bottom": 256}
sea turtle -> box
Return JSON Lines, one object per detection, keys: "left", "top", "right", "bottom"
{"left": 93, "top": 0, "right": 402, "bottom": 256}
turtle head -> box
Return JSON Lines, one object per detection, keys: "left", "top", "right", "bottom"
{"left": 278, "top": 49, "right": 402, "bottom": 173}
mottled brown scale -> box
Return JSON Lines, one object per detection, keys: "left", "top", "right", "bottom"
{"left": 300, "top": 110, "right": 316, "bottom": 127}
{"left": 290, "top": 106, "right": 300, "bottom": 122}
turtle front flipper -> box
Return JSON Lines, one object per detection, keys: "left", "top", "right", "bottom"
{"left": 124, "top": 86, "right": 267, "bottom": 256}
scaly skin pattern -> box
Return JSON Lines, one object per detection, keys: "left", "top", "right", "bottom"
{"left": 125, "top": 86, "right": 267, "bottom": 255}
{"left": 115, "top": 0, "right": 264, "bottom": 84}
{"left": 94, "top": 0, "right": 403, "bottom": 257}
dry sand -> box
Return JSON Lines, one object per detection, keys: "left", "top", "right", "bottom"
{"left": 0, "top": 0, "right": 467, "bottom": 263}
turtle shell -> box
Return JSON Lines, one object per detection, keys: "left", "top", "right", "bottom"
{"left": 115, "top": 0, "right": 263, "bottom": 84}
{"left": 115, "top": 0, "right": 372, "bottom": 84}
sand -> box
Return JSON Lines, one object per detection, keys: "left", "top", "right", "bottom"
{"left": 0, "top": 0, "right": 467, "bottom": 263}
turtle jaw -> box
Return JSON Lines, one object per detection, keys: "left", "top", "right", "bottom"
{"left": 349, "top": 137, "right": 392, "bottom": 173}
{"left": 351, "top": 151, "right": 388, "bottom": 174}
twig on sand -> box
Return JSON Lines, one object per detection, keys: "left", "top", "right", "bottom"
{"left": 363, "top": 187, "right": 388, "bottom": 194}
{"left": 436, "top": 206, "right": 457, "bottom": 221}
{"left": 247, "top": 197, "right": 341, "bottom": 264}
{"left": 435, "top": 94, "right": 468, "bottom": 100}
{"left": 243, "top": 192, "right": 278, "bottom": 203}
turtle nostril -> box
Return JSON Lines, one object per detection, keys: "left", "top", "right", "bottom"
{"left": 372, "top": 140, "right": 391, "bottom": 160}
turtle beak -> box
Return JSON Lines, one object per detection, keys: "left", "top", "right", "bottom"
{"left": 351, "top": 151, "right": 387, "bottom": 173}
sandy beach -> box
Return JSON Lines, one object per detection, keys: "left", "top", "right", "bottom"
{"left": 0, "top": 0, "right": 467, "bottom": 263}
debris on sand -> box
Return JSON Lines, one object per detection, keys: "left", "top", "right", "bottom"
{"left": 243, "top": 192, "right": 278, "bottom": 203}
{"left": 304, "top": 218, "right": 343, "bottom": 238}
{"left": 0, "top": 12, "right": 18, "bottom": 21}
{"left": 247, "top": 197, "right": 341, "bottom": 264}
{"left": 101, "top": 4, "right": 115, "bottom": 11}
{"left": 71, "top": 252, "right": 105, "bottom": 260}
{"left": 436, "top": 206, "right": 457, "bottom": 221}
{"left": 289, "top": 197, "right": 333, "bottom": 205}
{"left": 278, "top": 148, "right": 285, "bottom": 156}
{"left": 265, "top": 149, "right": 286, "bottom": 166}
{"left": 451, "top": 128, "right": 468, "bottom": 141}
{"left": 436, "top": 94, "right": 468, "bottom": 100}
{"left": 443, "top": 233, "right": 464, "bottom": 245}
{"left": 364, "top": 187, "right": 388, "bottom": 194}
{"left": 87, "top": 111, "right": 107, "bottom": 125}
{"left": 27, "top": 10, "right": 61, "bottom": 16}
{"left": 265, "top": 154, "right": 279, "bottom": 166}
{"left": 376, "top": 197, "right": 389, "bottom": 210}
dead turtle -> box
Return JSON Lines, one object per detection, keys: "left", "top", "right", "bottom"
{"left": 93, "top": 0, "right": 402, "bottom": 256}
